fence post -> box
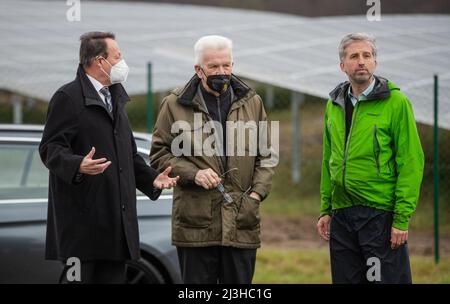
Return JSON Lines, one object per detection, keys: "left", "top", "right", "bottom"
{"left": 291, "top": 91, "right": 303, "bottom": 183}
{"left": 433, "top": 74, "right": 440, "bottom": 264}
{"left": 12, "top": 94, "right": 23, "bottom": 124}
{"left": 266, "top": 85, "right": 274, "bottom": 110}
{"left": 147, "top": 62, "right": 154, "bottom": 133}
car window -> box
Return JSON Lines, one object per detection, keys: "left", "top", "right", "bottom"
{"left": 0, "top": 143, "right": 172, "bottom": 200}
{"left": 0, "top": 143, "right": 48, "bottom": 199}
{"left": 28, "top": 150, "right": 49, "bottom": 188}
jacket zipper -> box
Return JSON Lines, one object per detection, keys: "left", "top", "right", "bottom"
{"left": 216, "top": 97, "right": 222, "bottom": 123}
{"left": 215, "top": 97, "right": 226, "bottom": 174}
{"left": 373, "top": 125, "right": 381, "bottom": 176}
{"left": 342, "top": 103, "right": 360, "bottom": 192}
{"left": 202, "top": 98, "right": 225, "bottom": 176}
{"left": 197, "top": 108, "right": 224, "bottom": 178}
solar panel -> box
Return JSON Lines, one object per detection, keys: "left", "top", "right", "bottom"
{"left": 0, "top": 0, "right": 449, "bottom": 128}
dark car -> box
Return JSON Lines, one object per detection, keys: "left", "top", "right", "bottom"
{"left": 0, "top": 124, "right": 181, "bottom": 284}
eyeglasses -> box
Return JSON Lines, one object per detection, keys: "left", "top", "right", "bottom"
{"left": 217, "top": 182, "right": 233, "bottom": 204}
{"left": 215, "top": 168, "right": 238, "bottom": 204}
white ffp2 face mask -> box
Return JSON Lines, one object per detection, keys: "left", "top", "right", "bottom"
{"left": 100, "top": 57, "right": 130, "bottom": 84}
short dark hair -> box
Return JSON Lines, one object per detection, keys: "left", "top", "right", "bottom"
{"left": 79, "top": 31, "right": 115, "bottom": 68}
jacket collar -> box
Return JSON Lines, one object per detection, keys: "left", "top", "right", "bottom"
{"left": 173, "top": 74, "right": 255, "bottom": 113}
{"left": 76, "top": 64, "right": 130, "bottom": 112}
{"left": 329, "top": 75, "right": 392, "bottom": 109}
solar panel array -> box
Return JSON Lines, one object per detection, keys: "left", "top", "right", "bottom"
{"left": 1, "top": 0, "right": 449, "bottom": 128}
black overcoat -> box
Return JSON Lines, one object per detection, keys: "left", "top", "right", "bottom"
{"left": 39, "top": 65, "right": 160, "bottom": 261}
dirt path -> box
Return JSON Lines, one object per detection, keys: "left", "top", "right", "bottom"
{"left": 261, "top": 215, "right": 450, "bottom": 256}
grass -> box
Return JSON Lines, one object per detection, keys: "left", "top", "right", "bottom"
{"left": 254, "top": 248, "right": 450, "bottom": 284}
{"left": 254, "top": 248, "right": 331, "bottom": 284}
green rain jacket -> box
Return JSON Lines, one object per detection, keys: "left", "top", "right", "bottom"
{"left": 320, "top": 76, "right": 424, "bottom": 230}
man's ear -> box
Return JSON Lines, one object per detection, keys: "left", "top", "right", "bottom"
{"left": 194, "top": 65, "right": 203, "bottom": 78}
{"left": 339, "top": 61, "right": 345, "bottom": 73}
{"left": 95, "top": 56, "right": 103, "bottom": 69}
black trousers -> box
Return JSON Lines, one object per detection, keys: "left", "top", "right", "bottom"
{"left": 330, "top": 205, "right": 412, "bottom": 284}
{"left": 59, "top": 260, "right": 126, "bottom": 284}
{"left": 177, "top": 246, "right": 257, "bottom": 284}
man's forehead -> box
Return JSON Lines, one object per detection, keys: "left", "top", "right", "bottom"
{"left": 203, "top": 48, "right": 232, "bottom": 61}
{"left": 346, "top": 41, "right": 373, "bottom": 53}
{"left": 106, "top": 38, "right": 120, "bottom": 53}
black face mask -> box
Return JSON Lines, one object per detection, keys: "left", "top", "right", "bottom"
{"left": 202, "top": 70, "right": 231, "bottom": 94}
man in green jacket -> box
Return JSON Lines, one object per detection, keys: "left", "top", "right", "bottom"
{"left": 150, "top": 35, "right": 276, "bottom": 284}
{"left": 317, "top": 33, "right": 424, "bottom": 284}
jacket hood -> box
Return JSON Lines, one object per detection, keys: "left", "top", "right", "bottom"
{"left": 329, "top": 75, "right": 398, "bottom": 108}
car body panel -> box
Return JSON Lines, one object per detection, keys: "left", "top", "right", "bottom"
{"left": 0, "top": 124, "right": 180, "bottom": 284}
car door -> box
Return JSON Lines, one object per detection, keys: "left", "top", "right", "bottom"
{"left": 0, "top": 138, "right": 62, "bottom": 283}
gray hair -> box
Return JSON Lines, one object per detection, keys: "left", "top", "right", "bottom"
{"left": 79, "top": 31, "right": 115, "bottom": 68}
{"left": 338, "top": 32, "right": 377, "bottom": 61}
{"left": 194, "top": 35, "right": 233, "bottom": 66}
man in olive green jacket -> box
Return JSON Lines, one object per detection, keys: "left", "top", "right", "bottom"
{"left": 317, "top": 33, "right": 424, "bottom": 284}
{"left": 150, "top": 35, "right": 276, "bottom": 284}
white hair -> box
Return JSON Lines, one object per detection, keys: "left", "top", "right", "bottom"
{"left": 194, "top": 35, "right": 233, "bottom": 66}
{"left": 339, "top": 32, "right": 377, "bottom": 61}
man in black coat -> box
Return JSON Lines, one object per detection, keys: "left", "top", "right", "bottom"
{"left": 39, "top": 32, "right": 179, "bottom": 284}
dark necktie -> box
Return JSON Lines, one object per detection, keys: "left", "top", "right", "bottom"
{"left": 100, "top": 86, "right": 113, "bottom": 113}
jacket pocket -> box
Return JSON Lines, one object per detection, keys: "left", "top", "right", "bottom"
{"left": 373, "top": 125, "right": 381, "bottom": 176}
{"left": 236, "top": 194, "right": 260, "bottom": 230}
{"left": 178, "top": 188, "right": 212, "bottom": 228}
{"left": 75, "top": 176, "right": 101, "bottom": 213}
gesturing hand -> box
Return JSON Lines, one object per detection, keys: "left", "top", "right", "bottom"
{"left": 79, "top": 147, "right": 111, "bottom": 175}
{"left": 153, "top": 166, "right": 180, "bottom": 190}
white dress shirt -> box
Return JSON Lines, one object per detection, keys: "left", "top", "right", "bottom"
{"left": 86, "top": 74, "right": 108, "bottom": 105}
